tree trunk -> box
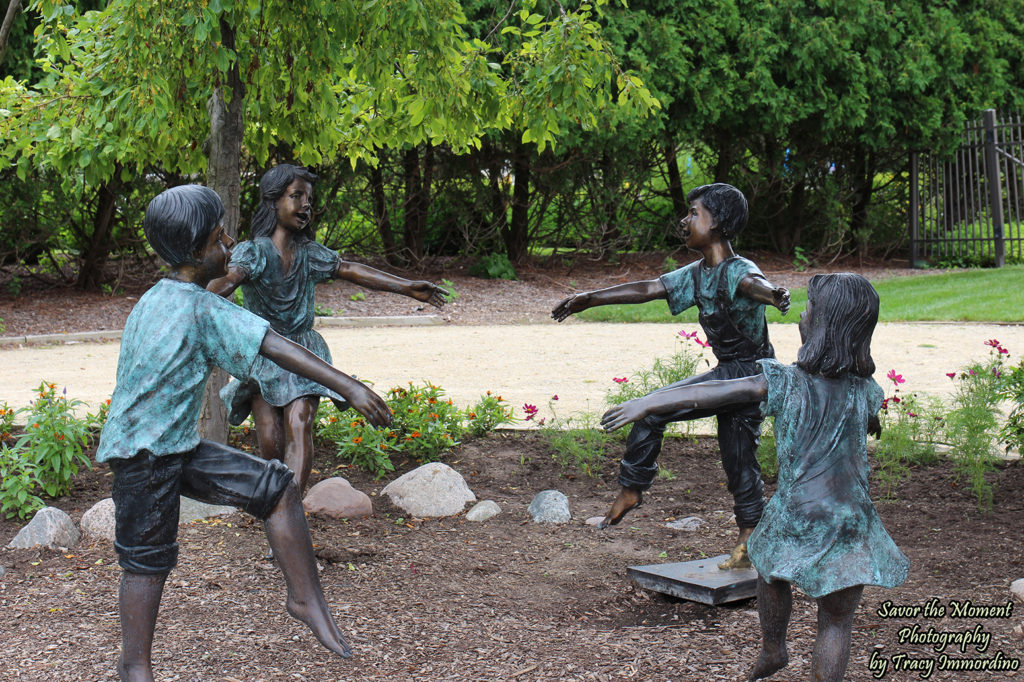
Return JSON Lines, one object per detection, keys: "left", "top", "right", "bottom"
{"left": 370, "top": 151, "right": 399, "bottom": 265}
{"left": 0, "top": 0, "right": 22, "bottom": 68}
{"left": 849, "top": 152, "right": 875, "bottom": 258}
{"left": 664, "top": 133, "right": 686, "bottom": 219}
{"left": 75, "top": 176, "right": 120, "bottom": 290}
{"left": 199, "top": 17, "right": 246, "bottom": 444}
{"left": 487, "top": 145, "right": 509, "bottom": 243}
{"left": 503, "top": 143, "right": 530, "bottom": 262}
{"left": 402, "top": 146, "right": 424, "bottom": 262}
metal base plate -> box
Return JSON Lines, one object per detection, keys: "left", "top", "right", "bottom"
{"left": 628, "top": 554, "right": 757, "bottom": 605}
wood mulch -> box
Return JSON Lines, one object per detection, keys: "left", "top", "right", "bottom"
{"left": 1, "top": 430, "right": 1022, "bottom": 680}
{"left": 4, "top": 251, "right": 1021, "bottom": 680}
{"left": 0, "top": 250, "right": 919, "bottom": 336}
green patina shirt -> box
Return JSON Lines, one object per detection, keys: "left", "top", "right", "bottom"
{"left": 96, "top": 279, "right": 270, "bottom": 463}
{"left": 659, "top": 256, "right": 768, "bottom": 347}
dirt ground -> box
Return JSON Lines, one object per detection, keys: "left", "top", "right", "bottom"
{"left": 0, "top": 431, "right": 1022, "bottom": 681}
{"left": 1, "top": 252, "right": 1023, "bottom": 680}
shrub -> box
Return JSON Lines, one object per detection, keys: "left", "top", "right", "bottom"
{"left": 0, "top": 444, "right": 44, "bottom": 520}
{"left": 543, "top": 410, "right": 612, "bottom": 478}
{"left": 943, "top": 343, "right": 1008, "bottom": 511}
{"left": 317, "top": 382, "right": 511, "bottom": 479}
{"left": 464, "top": 392, "right": 516, "bottom": 438}
{"left": 14, "top": 382, "right": 94, "bottom": 499}
{"left": 469, "top": 253, "right": 517, "bottom": 280}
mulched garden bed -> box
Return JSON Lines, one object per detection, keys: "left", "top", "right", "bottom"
{"left": 1, "top": 430, "right": 1022, "bottom": 681}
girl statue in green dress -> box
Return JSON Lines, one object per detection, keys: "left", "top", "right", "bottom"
{"left": 601, "top": 273, "right": 909, "bottom": 682}
{"left": 210, "top": 164, "right": 447, "bottom": 493}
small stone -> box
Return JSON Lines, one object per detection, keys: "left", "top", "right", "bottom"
{"left": 381, "top": 462, "right": 476, "bottom": 518}
{"left": 179, "top": 497, "right": 236, "bottom": 524}
{"left": 585, "top": 516, "right": 606, "bottom": 526}
{"left": 465, "top": 500, "right": 501, "bottom": 522}
{"left": 6, "top": 507, "right": 81, "bottom": 550}
{"left": 1011, "top": 577, "right": 1024, "bottom": 602}
{"left": 80, "top": 498, "right": 117, "bottom": 541}
{"left": 528, "top": 490, "right": 571, "bottom": 523}
{"left": 303, "top": 478, "right": 373, "bottom": 519}
{"left": 665, "top": 516, "right": 705, "bottom": 532}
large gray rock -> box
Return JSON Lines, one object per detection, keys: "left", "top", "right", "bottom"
{"left": 80, "top": 498, "right": 116, "bottom": 541}
{"left": 528, "top": 490, "right": 571, "bottom": 523}
{"left": 465, "top": 500, "right": 501, "bottom": 522}
{"left": 303, "top": 477, "right": 373, "bottom": 519}
{"left": 1012, "top": 578, "right": 1024, "bottom": 602}
{"left": 381, "top": 462, "right": 476, "bottom": 518}
{"left": 6, "top": 507, "right": 81, "bottom": 550}
{"left": 179, "top": 497, "right": 236, "bottom": 523}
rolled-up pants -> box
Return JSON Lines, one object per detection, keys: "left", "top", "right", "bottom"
{"left": 617, "top": 361, "right": 765, "bottom": 528}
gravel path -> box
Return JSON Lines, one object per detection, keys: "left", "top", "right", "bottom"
{"left": 3, "top": 319, "right": 1022, "bottom": 427}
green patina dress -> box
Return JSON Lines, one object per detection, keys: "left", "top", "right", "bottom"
{"left": 220, "top": 237, "right": 343, "bottom": 424}
{"left": 748, "top": 359, "right": 909, "bottom": 598}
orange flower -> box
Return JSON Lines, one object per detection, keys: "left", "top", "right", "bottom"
{"left": 381, "top": 444, "right": 388, "bottom": 450}
{"left": 468, "top": 412, "right": 477, "bottom": 420}
{"left": 328, "top": 416, "right": 338, "bottom": 423}
{"left": 411, "top": 431, "right": 421, "bottom": 438}
{"left": 104, "top": 399, "right": 111, "bottom": 406}
{"left": 47, "top": 383, "right": 56, "bottom": 389}
{"left": 56, "top": 433, "right": 64, "bottom": 440}
{"left": 447, "top": 399, "right": 453, "bottom": 405}
{"left": 352, "top": 437, "right": 363, "bottom": 444}
{"left": 32, "top": 423, "right": 39, "bottom": 429}
{"left": 430, "top": 413, "right": 439, "bottom": 420}
{"left": 486, "top": 390, "right": 492, "bottom": 395}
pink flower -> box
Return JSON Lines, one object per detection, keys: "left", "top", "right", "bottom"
{"left": 946, "top": 372, "right": 956, "bottom": 379}
{"left": 999, "top": 347, "right": 1009, "bottom": 355}
{"left": 523, "top": 403, "right": 539, "bottom": 421}
{"left": 891, "top": 396, "right": 901, "bottom": 404}
{"left": 694, "top": 338, "right": 711, "bottom": 348}
{"left": 537, "top": 417, "right": 546, "bottom": 426}
{"left": 985, "top": 339, "right": 1001, "bottom": 348}
{"left": 886, "top": 369, "right": 905, "bottom": 385}
{"left": 908, "top": 412, "right": 918, "bottom": 418}
{"left": 551, "top": 395, "right": 559, "bottom": 401}
{"left": 613, "top": 377, "right": 629, "bottom": 384}
{"left": 677, "top": 330, "right": 697, "bottom": 339}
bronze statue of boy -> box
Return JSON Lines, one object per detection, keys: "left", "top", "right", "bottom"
{"left": 96, "top": 185, "right": 390, "bottom": 680}
{"left": 553, "top": 183, "right": 789, "bottom": 569}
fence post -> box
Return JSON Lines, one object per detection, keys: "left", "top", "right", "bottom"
{"left": 909, "top": 152, "right": 920, "bottom": 267}
{"left": 983, "top": 109, "right": 1006, "bottom": 267}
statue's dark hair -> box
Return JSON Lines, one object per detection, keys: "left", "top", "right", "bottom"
{"left": 686, "top": 183, "right": 748, "bottom": 241}
{"left": 143, "top": 185, "right": 224, "bottom": 266}
{"left": 250, "top": 164, "right": 319, "bottom": 240}
{"left": 796, "top": 273, "right": 878, "bottom": 378}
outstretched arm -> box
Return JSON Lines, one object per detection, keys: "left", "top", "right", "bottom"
{"left": 207, "top": 267, "right": 248, "bottom": 298}
{"left": 260, "top": 330, "right": 392, "bottom": 427}
{"left": 551, "top": 279, "right": 667, "bottom": 322}
{"left": 334, "top": 260, "right": 447, "bottom": 308}
{"left": 601, "top": 374, "right": 768, "bottom": 432}
{"left": 738, "top": 274, "right": 790, "bottom": 315}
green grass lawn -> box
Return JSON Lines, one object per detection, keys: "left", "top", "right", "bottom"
{"left": 576, "top": 266, "right": 1024, "bottom": 323}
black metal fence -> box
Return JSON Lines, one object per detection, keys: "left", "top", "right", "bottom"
{"left": 909, "top": 109, "right": 1024, "bottom": 267}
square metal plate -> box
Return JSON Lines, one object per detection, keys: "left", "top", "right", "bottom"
{"left": 628, "top": 554, "right": 757, "bottom": 605}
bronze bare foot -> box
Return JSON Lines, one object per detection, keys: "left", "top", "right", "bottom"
{"left": 747, "top": 646, "right": 789, "bottom": 680}
{"left": 596, "top": 487, "right": 642, "bottom": 529}
{"left": 719, "top": 526, "right": 754, "bottom": 570}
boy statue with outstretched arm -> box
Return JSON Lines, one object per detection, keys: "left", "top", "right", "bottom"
{"left": 552, "top": 183, "right": 790, "bottom": 569}
{"left": 96, "top": 185, "right": 391, "bottom": 681}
